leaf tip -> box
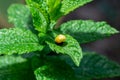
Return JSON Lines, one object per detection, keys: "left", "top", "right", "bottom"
{"left": 74, "top": 53, "right": 83, "bottom": 67}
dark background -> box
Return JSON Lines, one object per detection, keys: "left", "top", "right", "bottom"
{"left": 0, "top": 0, "right": 120, "bottom": 80}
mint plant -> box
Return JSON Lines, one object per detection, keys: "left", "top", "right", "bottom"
{"left": 0, "top": 0, "right": 120, "bottom": 80}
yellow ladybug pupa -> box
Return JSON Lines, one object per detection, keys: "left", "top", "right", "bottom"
{"left": 55, "top": 34, "right": 66, "bottom": 44}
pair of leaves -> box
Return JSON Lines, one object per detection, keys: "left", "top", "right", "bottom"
{"left": 46, "top": 19, "right": 118, "bottom": 67}
{"left": 32, "top": 52, "right": 120, "bottom": 80}
{"left": 26, "top": 0, "right": 93, "bottom": 31}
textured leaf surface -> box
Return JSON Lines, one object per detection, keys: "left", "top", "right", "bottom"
{"left": 26, "top": 0, "right": 49, "bottom": 33}
{"left": 61, "top": 0, "right": 92, "bottom": 15}
{"left": 46, "top": 34, "right": 82, "bottom": 66}
{"left": 60, "top": 20, "right": 119, "bottom": 44}
{"left": 46, "top": 0, "right": 61, "bottom": 21}
{"left": 61, "top": 52, "right": 120, "bottom": 80}
{"left": 0, "top": 28, "right": 43, "bottom": 55}
{"left": 0, "top": 55, "right": 35, "bottom": 80}
{"left": 34, "top": 56, "right": 76, "bottom": 80}
{"left": 8, "top": 4, "right": 31, "bottom": 29}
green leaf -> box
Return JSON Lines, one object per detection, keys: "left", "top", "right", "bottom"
{"left": 46, "top": 34, "right": 82, "bottom": 66}
{"left": 26, "top": 0, "right": 48, "bottom": 10}
{"left": 0, "top": 28, "right": 43, "bottom": 55}
{"left": 61, "top": 0, "right": 92, "bottom": 15}
{"left": 8, "top": 4, "right": 31, "bottom": 29}
{"left": 46, "top": 0, "right": 61, "bottom": 21}
{"left": 0, "top": 55, "right": 35, "bottom": 80}
{"left": 61, "top": 52, "right": 120, "bottom": 80}
{"left": 26, "top": 0, "right": 49, "bottom": 33}
{"left": 46, "top": 0, "right": 92, "bottom": 21}
{"left": 33, "top": 56, "right": 77, "bottom": 80}
{"left": 45, "top": 0, "right": 61, "bottom": 29}
{"left": 59, "top": 20, "right": 119, "bottom": 44}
